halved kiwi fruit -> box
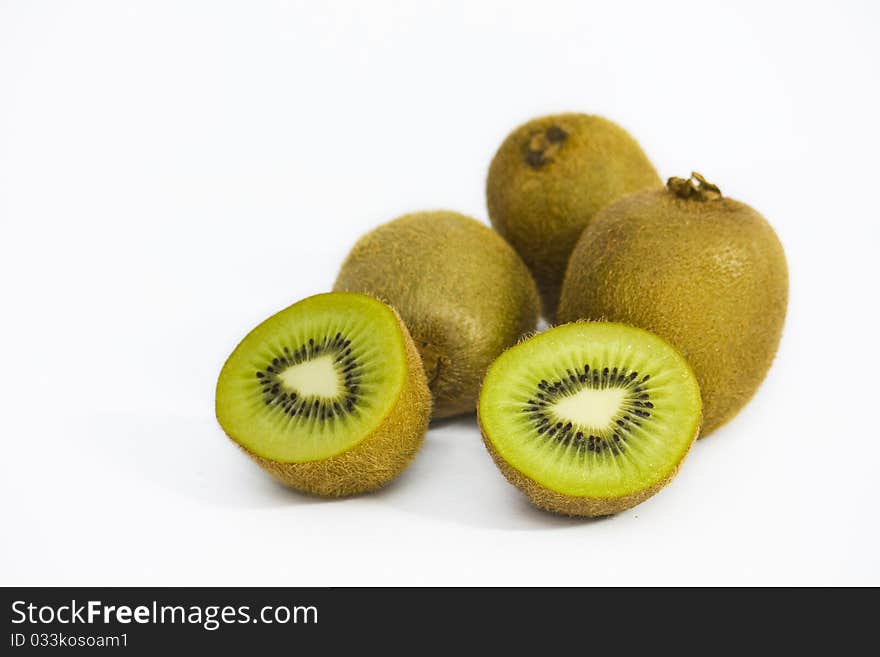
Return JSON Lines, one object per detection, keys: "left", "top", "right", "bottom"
{"left": 478, "top": 322, "right": 701, "bottom": 516}
{"left": 215, "top": 292, "right": 431, "bottom": 497}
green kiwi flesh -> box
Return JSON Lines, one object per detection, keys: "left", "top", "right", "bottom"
{"left": 478, "top": 322, "right": 701, "bottom": 516}
{"left": 215, "top": 292, "right": 431, "bottom": 496}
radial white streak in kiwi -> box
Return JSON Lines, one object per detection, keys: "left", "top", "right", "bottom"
{"left": 551, "top": 387, "right": 626, "bottom": 431}
{"left": 277, "top": 355, "right": 341, "bottom": 398}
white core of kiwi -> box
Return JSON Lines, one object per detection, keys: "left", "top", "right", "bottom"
{"left": 550, "top": 387, "right": 627, "bottom": 430}
{"left": 277, "top": 355, "right": 342, "bottom": 398}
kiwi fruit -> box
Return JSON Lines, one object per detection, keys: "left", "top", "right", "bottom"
{"left": 478, "top": 322, "right": 701, "bottom": 516}
{"left": 334, "top": 210, "right": 540, "bottom": 418}
{"left": 558, "top": 173, "right": 788, "bottom": 436}
{"left": 486, "top": 113, "right": 661, "bottom": 318}
{"left": 215, "top": 292, "right": 431, "bottom": 497}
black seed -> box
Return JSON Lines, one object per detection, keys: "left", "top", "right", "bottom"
{"left": 629, "top": 372, "right": 638, "bottom": 380}
{"left": 645, "top": 402, "right": 654, "bottom": 408}
{"left": 616, "top": 419, "right": 625, "bottom": 427}
{"left": 256, "top": 372, "right": 264, "bottom": 378}
{"left": 642, "top": 374, "right": 650, "bottom": 382}
{"left": 537, "top": 426, "right": 546, "bottom": 434}
{"left": 576, "top": 432, "right": 584, "bottom": 440}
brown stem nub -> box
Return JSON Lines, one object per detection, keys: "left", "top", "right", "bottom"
{"left": 667, "top": 172, "right": 722, "bottom": 201}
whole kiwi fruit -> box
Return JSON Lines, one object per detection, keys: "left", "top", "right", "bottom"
{"left": 334, "top": 210, "right": 540, "bottom": 418}
{"left": 479, "top": 321, "right": 701, "bottom": 516}
{"left": 558, "top": 173, "right": 788, "bottom": 436}
{"left": 216, "top": 292, "right": 431, "bottom": 497}
{"left": 486, "top": 113, "right": 661, "bottom": 318}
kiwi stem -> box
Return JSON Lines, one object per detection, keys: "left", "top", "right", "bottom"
{"left": 667, "top": 172, "right": 722, "bottom": 201}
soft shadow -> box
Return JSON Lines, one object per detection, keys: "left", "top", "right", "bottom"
{"left": 372, "top": 421, "right": 612, "bottom": 531}
{"left": 85, "top": 413, "right": 333, "bottom": 509}
{"left": 86, "top": 412, "right": 624, "bottom": 526}
{"left": 428, "top": 412, "right": 477, "bottom": 430}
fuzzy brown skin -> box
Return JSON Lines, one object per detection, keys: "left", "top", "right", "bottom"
{"left": 558, "top": 181, "right": 788, "bottom": 437}
{"left": 486, "top": 113, "right": 661, "bottom": 318}
{"left": 238, "top": 312, "right": 431, "bottom": 497}
{"left": 334, "top": 211, "right": 540, "bottom": 418}
{"left": 479, "top": 415, "right": 699, "bottom": 517}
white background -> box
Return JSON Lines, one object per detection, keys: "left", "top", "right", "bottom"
{"left": 1, "top": 0, "right": 878, "bottom": 586}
